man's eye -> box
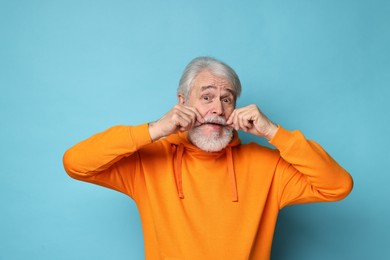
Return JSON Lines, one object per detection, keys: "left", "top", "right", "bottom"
{"left": 203, "top": 96, "right": 210, "bottom": 101}
{"left": 223, "top": 98, "right": 231, "bottom": 103}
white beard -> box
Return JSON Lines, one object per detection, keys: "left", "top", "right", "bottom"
{"left": 188, "top": 116, "right": 233, "bottom": 152}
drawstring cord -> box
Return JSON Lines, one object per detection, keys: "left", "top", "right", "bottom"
{"left": 173, "top": 144, "right": 238, "bottom": 202}
{"left": 226, "top": 146, "right": 238, "bottom": 202}
{"left": 174, "top": 143, "right": 185, "bottom": 199}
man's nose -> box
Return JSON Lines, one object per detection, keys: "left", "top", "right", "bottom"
{"left": 211, "top": 100, "right": 224, "bottom": 116}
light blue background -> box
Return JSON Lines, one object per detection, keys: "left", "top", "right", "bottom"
{"left": 1, "top": 0, "right": 389, "bottom": 259}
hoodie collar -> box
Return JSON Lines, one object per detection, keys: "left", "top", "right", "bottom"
{"left": 166, "top": 131, "right": 241, "bottom": 202}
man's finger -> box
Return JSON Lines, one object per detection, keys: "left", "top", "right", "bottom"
{"left": 185, "top": 106, "right": 205, "bottom": 124}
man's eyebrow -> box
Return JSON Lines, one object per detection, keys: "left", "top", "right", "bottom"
{"left": 200, "top": 85, "right": 217, "bottom": 92}
{"left": 200, "top": 85, "right": 235, "bottom": 95}
{"left": 224, "top": 88, "right": 235, "bottom": 96}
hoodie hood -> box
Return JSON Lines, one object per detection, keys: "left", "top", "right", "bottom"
{"left": 166, "top": 130, "right": 241, "bottom": 202}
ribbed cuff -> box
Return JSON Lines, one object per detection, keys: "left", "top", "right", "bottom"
{"left": 128, "top": 123, "right": 153, "bottom": 149}
{"left": 268, "top": 126, "right": 297, "bottom": 153}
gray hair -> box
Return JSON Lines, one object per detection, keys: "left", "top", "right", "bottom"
{"left": 177, "top": 56, "right": 241, "bottom": 102}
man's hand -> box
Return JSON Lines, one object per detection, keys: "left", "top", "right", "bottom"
{"left": 148, "top": 105, "right": 205, "bottom": 141}
{"left": 227, "top": 104, "right": 278, "bottom": 141}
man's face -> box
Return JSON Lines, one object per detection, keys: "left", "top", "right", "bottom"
{"left": 179, "top": 70, "right": 236, "bottom": 151}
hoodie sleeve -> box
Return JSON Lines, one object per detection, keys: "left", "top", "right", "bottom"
{"left": 269, "top": 126, "right": 353, "bottom": 209}
{"left": 62, "top": 123, "right": 152, "bottom": 198}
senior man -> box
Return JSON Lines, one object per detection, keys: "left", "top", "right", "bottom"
{"left": 63, "top": 56, "right": 353, "bottom": 260}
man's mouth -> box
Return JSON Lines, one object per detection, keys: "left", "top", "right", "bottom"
{"left": 194, "top": 116, "right": 232, "bottom": 129}
{"left": 203, "top": 122, "right": 225, "bottom": 126}
{"left": 199, "top": 120, "right": 232, "bottom": 130}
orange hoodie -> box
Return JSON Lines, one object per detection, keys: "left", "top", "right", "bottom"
{"left": 63, "top": 124, "right": 353, "bottom": 260}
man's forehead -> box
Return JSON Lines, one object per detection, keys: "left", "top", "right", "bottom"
{"left": 193, "top": 71, "right": 235, "bottom": 92}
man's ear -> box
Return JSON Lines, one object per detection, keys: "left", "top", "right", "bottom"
{"left": 178, "top": 95, "right": 185, "bottom": 105}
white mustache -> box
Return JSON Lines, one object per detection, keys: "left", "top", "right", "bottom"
{"left": 204, "top": 116, "right": 227, "bottom": 125}
{"left": 197, "top": 116, "right": 232, "bottom": 129}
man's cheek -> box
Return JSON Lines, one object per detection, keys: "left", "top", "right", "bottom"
{"left": 225, "top": 110, "right": 234, "bottom": 120}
